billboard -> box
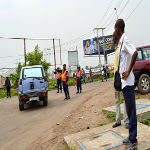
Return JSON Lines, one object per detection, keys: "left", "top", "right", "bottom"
{"left": 83, "top": 35, "right": 115, "bottom": 55}
{"left": 68, "top": 51, "right": 78, "bottom": 67}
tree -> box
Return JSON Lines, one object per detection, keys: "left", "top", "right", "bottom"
{"left": 26, "top": 45, "right": 50, "bottom": 72}
{"left": 16, "top": 62, "right": 21, "bottom": 74}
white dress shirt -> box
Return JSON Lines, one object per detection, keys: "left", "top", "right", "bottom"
{"left": 119, "top": 33, "right": 136, "bottom": 89}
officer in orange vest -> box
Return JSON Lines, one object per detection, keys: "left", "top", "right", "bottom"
{"left": 76, "top": 65, "right": 82, "bottom": 94}
{"left": 62, "top": 64, "right": 70, "bottom": 100}
{"left": 54, "top": 67, "right": 62, "bottom": 93}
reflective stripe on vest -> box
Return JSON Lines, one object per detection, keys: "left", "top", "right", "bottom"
{"left": 57, "top": 72, "right": 61, "bottom": 79}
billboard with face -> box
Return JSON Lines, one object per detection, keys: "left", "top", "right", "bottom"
{"left": 83, "top": 35, "right": 115, "bottom": 55}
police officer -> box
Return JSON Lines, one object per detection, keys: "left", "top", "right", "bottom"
{"left": 76, "top": 65, "right": 82, "bottom": 94}
{"left": 54, "top": 67, "right": 62, "bottom": 93}
{"left": 62, "top": 64, "right": 70, "bottom": 100}
{"left": 101, "top": 65, "right": 107, "bottom": 82}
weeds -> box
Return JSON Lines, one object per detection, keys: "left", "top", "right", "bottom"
{"left": 0, "top": 89, "right": 18, "bottom": 99}
{"left": 63, "top": 144, "right": 77, "bottom": 150}
{"left": 135, "top": 95, "right": 140, "bottom": 100}
{"left": 106, "top": 112, "right": 116, "bottom": 121}
{"left": 98, "top": 123, "right": 107, "bottom": 127}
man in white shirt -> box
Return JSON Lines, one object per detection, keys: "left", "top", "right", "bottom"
{"left": 114, "top": 19, "right": 138, "bottom": 150}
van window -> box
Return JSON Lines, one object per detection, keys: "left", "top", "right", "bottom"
{"left": 143, "top": 47, "right": 150, "bottom": 60}
{"left": 23, "top": 68, "right": 43, "bottom": 79}
{"left": 136, "top": 49, "right": 142, "bottom": 61}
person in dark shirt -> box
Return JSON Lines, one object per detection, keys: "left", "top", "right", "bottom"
{"left": 5, "top": 77, "right": 11, "bottom": 98}
{"left": 54, "top": 67, "right": 62, "bottom": 93}
{"left": 101, "top": 66, "right": 107, "bottom": 82}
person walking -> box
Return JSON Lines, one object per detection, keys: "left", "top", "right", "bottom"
{"left": 73, "top": 72, "right": 77, "bottom": 86}
{"left": 54, "top": 67, "right": 62, "bottom": 93}
{"left": 81, "top": 68, "right": 86, "bottom": 84}
{"left": 5, "top": 77, "right": 11, "bottom": 98}
{"left": 114, "top": 19, "right": 138, "bottom": 150}
{"left": 89, "top": 68, "right": 93, "bottom": 83}
{"left": 76, "top": 65, "right": 82, "bottom": 94}
{"left": 101, "top": 66, "right": 107, "bottom": 82}
{"left": 62, "top": 64, "right": 70, "bottom": 100}
{"left": 112, "top": 32, "right": 129, "bottom": 129}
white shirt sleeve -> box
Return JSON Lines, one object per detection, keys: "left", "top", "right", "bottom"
{"left": 124, "top": 38, "right": 136, "bottom": 56}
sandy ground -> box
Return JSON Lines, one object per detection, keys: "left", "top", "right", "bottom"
{"left": 0, "top": 79, "right": 149, "bottom": 150}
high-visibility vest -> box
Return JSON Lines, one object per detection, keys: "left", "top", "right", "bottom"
{"left": 57, "top": 72, "right": 61, "bottom": 79}
{"left": 77, "top": 69, "right": 82, "bottom": 78}
{"left": 62, "top": 69, "right": 68, "bottom": 81}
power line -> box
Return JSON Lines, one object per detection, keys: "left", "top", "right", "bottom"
{"left": 126, "top": 0, "right": 144, "bottom": 21}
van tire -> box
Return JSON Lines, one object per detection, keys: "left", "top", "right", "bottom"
{"left": 137, "top": 74, "right": 150, "bottom": 95}
{"left": 19, "top": 103, "right": 24, "bottom": 111}
{"left": 43, "top": 97, "right": 48, "bottom": 106}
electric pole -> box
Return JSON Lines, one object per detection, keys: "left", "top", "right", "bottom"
{"left": 93, "top": 28, "right": 105, "bottom": 71}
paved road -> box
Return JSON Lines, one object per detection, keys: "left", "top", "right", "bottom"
{"left": 0, "top": 79, "right": 113, "bottom": 150}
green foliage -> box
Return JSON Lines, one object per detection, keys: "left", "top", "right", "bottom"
{"left": 109, "top": 73, "right": 114, "bottom": 78}
{"left": 106, "top": 112, "right": 116, "bottom": 121}
{"left": 10, "top": 73, "right": 20, "bottom": 88}
{"left": 120, "top": 98, "right": 124, "bottom": 104}
{"left": 63, "top": 144, "right": 77, "bottom": 150}
{"left": 16, "top": 62, "right": 22, "bottom": 74}
{"left": 135, "top": 95, "right": 140, "bottom": 100}
{"left": 98, "top": 123, "right": 107, "bottom": 127}
{"left": 26, "top": 44, "right": 50, "bottom": 72}
{"left": 0, "top": 89, "right": 18, "bottom": 99}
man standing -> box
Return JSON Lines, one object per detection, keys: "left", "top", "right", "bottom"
{"left": 76, "top": 65, "right": 82, "bottom": 94}
{"left": 5, "top": 77, "right": 11, "bottom": 98}
{"left": 114, "top": 19, "right": 138, "bottom": 150}
{"left": 81, "top": 68, "right": 86, "bottom": 84}
{"left": 89, "top": 68, "right": 93, "bottom": 83}
{"left": 62, "top": 64, "right": 70, "bottom": 100}
{"left": 112, "top": 32, "right": 129, "bottom": 129}
{"left": 101, "top": 66, "right": 107, "bottom": 82}
{"left": 54, "top": 67, "right": 62, "bottom": 93}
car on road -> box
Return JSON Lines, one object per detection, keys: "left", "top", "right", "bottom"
{"left": 133, "top": 45, "right": 150, "bottom": 94}
{"left": 18, "top": 65, "right": 48, "bottom": 111}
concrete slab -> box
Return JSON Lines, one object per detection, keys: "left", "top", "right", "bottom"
{"left": 102, "top": 99, "right": 150, "bottom": 122}
{"left": 64, "top": 122, "right": 150, "bottom": 150}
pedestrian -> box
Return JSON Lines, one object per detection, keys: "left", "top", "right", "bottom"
{"left": 54, "top": 67, "right": 62, "bottom": 93}
{"left": 114, "top": 19, "right": 138, "bottom": 150}
{"left": 76, "top": 65, "right": 82, "bottom": 94}
{"left": 5, "top": 77, "right": 11, "bottom": 98}
{"left": 62, "top": 64, "right": 70, "bottom": 100}
{"left": 89, "top": 68, "right": 93, "bottom": 83}
{"left": 101, "top": 66, "right": 107, "bottom": 82}
{"left": 81, "top": 68, "right": 86, "bottom": 84}
{"left": 112, "top": 32, "right": 129, "bottom": 129}
{"left": 73, "top": 72, "right": 77, "bottom": 86}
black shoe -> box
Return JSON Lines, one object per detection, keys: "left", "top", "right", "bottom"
{"left": 123, "top": 137, "right": 138, "bottom": 145}
{"left": 101, "top": 81, "right": 104, "bottom": 82}
{"left": 80, "top": 91, "right": 82, "bottom": 93}
{"left": 112, "top": 122, "right": 121, "bottom": 128}
{"left": 76, "top": 91, "right": 79, "bottom": 94}
{"left": 57, "top": 91, "right": 59, "bottom": 93}
{"left": 125, "top": 123, "right": 129, "bottom": 129}
{"left": 68, "top": 96, "right": 70, "bottom": 99}
{"left": 64, "top": 97, "right": 67, "bottom": 100}
{"left": 61, "top": 90, "right": 62, "bottom": 93}
{"left": 124, "top": 142, "right": 138, "bottom": 150}
{"left": 7, "top": 96, "right": 8, "bottom": 98}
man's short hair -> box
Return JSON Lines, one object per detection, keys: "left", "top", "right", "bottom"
{"left": 115, "top": 19, "right": 125, "bottom": 32}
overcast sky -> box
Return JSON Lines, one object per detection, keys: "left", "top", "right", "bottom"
{"left": 0, "top": 0, "right": 149, "bottom": 73}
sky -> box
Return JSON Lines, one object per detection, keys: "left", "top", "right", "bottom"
{"left": 0, "top": 0, "right": 149, "bottom": 73}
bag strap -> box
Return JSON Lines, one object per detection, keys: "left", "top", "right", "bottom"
{"left": 118, "top": 38, "right": 124, "bottom": 71}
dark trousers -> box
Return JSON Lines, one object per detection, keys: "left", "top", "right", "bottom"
{"left": 57, "top": 79, "right": 62, "bottom": 92}
{"left": 122, "top": 86, "right": 137, "bottom": 143}
{"left": 7, "top": 87, "right": 11, "bottom": 97}
{"left": 63, "top": 81, "right": 69, "bottom": 98}
{"left": 77, "top": 79, "right": 82, "bottom": 92}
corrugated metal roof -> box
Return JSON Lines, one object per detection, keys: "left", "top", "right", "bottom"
{"left": 1, "top": 68, "right": 16, "bottom": 78}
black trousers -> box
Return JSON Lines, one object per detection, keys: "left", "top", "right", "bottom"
{"left": 7, "top": 87, "right": 11, "bottom": 97}
{"left": 63, "top": 81, "right": 69, "bottom": 98}
{"left": 123, "top": 86, "right": 137, "bottom": 143}
{"left": 77, "top": 79, "right": 82, "bottom": 92}
{"left": 57, "top": 79, "right": 62, "bottom": 92}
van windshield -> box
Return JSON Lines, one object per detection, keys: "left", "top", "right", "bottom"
{"left": 23, "top": 67, "right": 43, "bottom": 79}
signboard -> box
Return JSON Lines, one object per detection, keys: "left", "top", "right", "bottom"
{"left": 83, "top": 35, "right": 115, "bottom": 55}
{"left": 68, "top": 51, "right": 78, "bottom": 67}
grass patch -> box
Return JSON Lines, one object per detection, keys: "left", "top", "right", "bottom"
{"left": 120, "top": 98, "right": 124, "bottom": 104}
{"left": 148, "top": 96, "right": 150, "bottom": 100}
{"left": 106, "top": 112, "right": 116, "bottom": 121}
{"left": 63, "top": 144, "right": 77, "bottom": 150}
{"left": 135, "top": 95, "right": 140, "bottom": 100}
{"left": 98, "top": 123, "right": 107, "bottom": 127}
{"left": 0, "top": 89, "right": 18, "bottom": 99}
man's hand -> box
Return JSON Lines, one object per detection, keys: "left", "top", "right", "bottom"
{"left": 122, "top": 70, "right": 130, "bottom": 80}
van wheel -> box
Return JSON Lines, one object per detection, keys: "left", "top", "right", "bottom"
{"left": 19, "top": 103, "right": 24, "bottom": 111}
{"left": 43, "top": 97, "right": 48, "bottom": 106}
{"left": 137, "top": 74, "right": 150, "bottom": 95}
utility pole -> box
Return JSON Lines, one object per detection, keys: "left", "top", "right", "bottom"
{"left": 93, "top": 28, "right": 105, "bottom": 71}
{"left": 24, "top": 39, "right": 26, "bottom": 66}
